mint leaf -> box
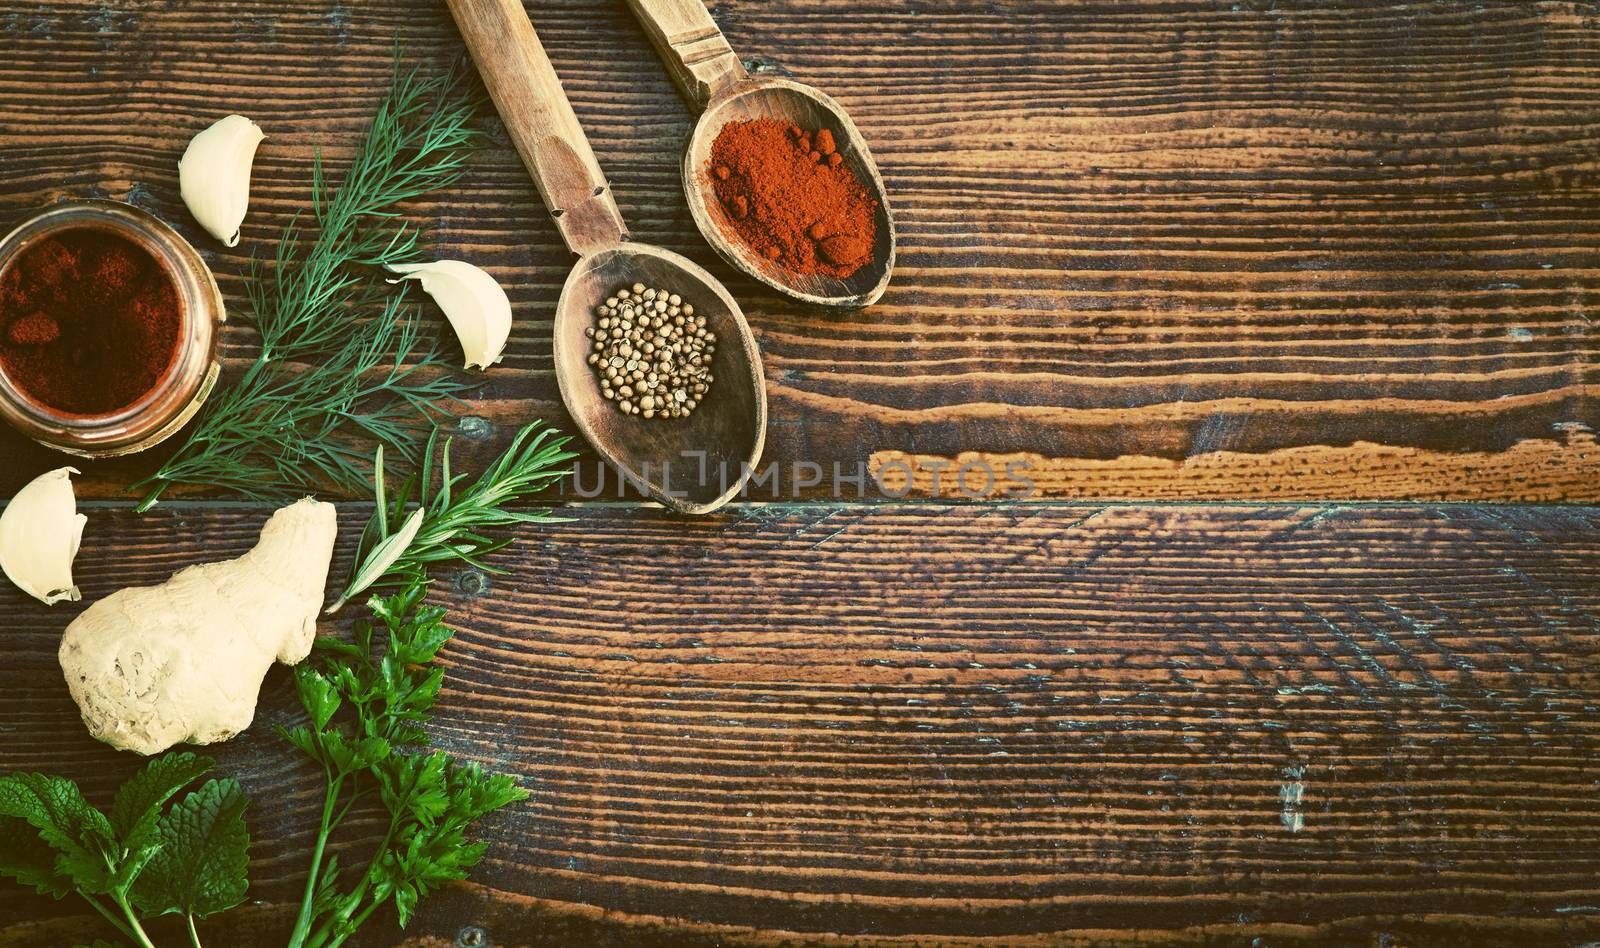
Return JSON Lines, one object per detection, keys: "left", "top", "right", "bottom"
{"left": 111, "top": 752, "right": 214, "bottom": 849}
{"left": 0, "top": 816, "right": 72, "bottom": 897}
{"left": 130, "top": 778, "right": 248, "bottom": 919}
{"left": 0, "top": 773, "right": 117, "bottom": 893}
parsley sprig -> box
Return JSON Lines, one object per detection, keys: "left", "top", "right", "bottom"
{"left": 0, "top": 753, "right": 248, "bottom": 948}
{"left": 280, "top": 583, "right": 527, "bottom": 948}
{"left": 132, "top": 61, "right": 482, "bottom": 511}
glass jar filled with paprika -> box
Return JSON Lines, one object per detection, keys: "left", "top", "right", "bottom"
{"left": 0, "top": 200, "right": 224, "bottom": 458}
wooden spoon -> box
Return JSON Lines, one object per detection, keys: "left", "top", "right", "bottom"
{"left": 625, "top": 0, "right": 895, "bottom": 308}
{"left": 447, "top": 0, "right": 767, "bottom": 515}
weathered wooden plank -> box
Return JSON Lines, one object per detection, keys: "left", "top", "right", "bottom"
{"left": 1, "top": 0, "right": 1597, "bottom": 500}
{"left": 0, "top": 502, "right": 1596, "bottom": 944}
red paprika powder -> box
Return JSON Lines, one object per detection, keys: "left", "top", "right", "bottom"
{"left": 709, "top": 118, "right": 878, "bottom": 279}
{"left": 0, "top": 227, "right": 180, "bottom": 415}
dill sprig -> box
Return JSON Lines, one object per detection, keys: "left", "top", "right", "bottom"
{"left": 327, "top": 422, "right": 576, "bottom": 613}
{"left": 132, "top": 61, "right": 482, "bottom": 511}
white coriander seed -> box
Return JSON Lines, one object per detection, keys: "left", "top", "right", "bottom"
{"left": 586, "top": 282, "right": 718, "bottom": 421}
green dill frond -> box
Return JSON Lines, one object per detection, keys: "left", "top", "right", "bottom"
{"left": 132, "top": 60, "right": 482, "bottom": 511}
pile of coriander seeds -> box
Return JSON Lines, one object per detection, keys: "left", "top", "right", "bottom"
{"left": 586, "top": 282, "right": 715, "bottom": 419}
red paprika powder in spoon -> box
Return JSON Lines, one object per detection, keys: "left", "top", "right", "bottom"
{"left": 0, "top": 227, "right": 180, "bottom": 415}
{"left": 709, "top": 117, "right": 879, "bottom": 279}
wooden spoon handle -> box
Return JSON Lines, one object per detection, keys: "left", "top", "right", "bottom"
{"left": 624, "top": 0, "right": 749, "bottom": 111}
{"left": 446, "top": 0, "right": 627, "bottom": 256}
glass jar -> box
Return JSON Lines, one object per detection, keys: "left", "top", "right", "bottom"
{"left": 0, "top": 200, "right": 225, "bottom": 458}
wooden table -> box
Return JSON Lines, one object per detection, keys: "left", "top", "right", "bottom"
{"left": 1, "top": 1, "right": 1596, "bottom": 945}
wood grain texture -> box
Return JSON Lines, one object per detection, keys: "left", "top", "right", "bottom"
{"left": 1, "top": 502, "right": 1597, "bottom": 944}
{"left": 0, "top": 0, "right": 1596, "bottom": 500}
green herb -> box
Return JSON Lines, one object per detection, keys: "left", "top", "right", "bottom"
{"left": 132, "top": 61, "right": 482, "bottom": 511}
{"left": 280, "top": 582, "right": 527, "bottom": 948}
{"left": 0, "top": 753, "right": 248, "bottom": 948}
{"left": 129, "top": 780, "right": 250, "bottom": 940}
{"left": 327, "top": 421, "right": 575, "bottom": 613}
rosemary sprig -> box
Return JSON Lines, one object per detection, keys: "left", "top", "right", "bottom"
{"left": 132, "top": 61, "right": 482, "bottom": 511}
{"left": 328, "top": 422, "right": 576, "bottom": 613}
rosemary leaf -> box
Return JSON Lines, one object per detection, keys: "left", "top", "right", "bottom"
{"left": 132, "top": 61, "right": 481, "bottom": 511}
{"left": 327, "top": 422, "right": 576, "bottom": 613}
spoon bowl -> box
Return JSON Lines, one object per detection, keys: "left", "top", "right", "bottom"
{"left": 685, "top": 77, "right": 895, "bottom": 308}
{"left": 554, "top": 244, "right": 765, "bottom": 514}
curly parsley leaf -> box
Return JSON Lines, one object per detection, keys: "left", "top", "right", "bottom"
{"left": 285, "top": 582, "right": 528, "bottom": 947}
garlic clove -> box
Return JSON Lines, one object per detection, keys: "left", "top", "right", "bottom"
{"left": 388, "top": 260, "right": 513, "bottom": 370}
{"left": 178, "top": 114, "right": 265, "bottom": 248}
{"left": 0, "top": 467, "right": 87, "bottom": 606}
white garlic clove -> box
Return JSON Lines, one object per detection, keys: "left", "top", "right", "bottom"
{"left": 178, "top": 114, "right": 265, "bottom": 248}
{"left": 0, "top": 467, "right": 88, "bottom": 606}
{"left": 388, "top": 260, "right": 513, "bottom": 370}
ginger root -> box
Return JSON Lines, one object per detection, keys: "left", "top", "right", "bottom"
{"left": 59, "top": 498, "right": 337, "bottom": 755}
